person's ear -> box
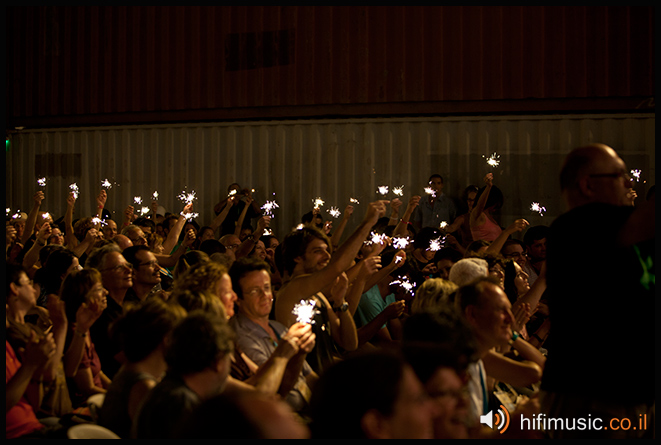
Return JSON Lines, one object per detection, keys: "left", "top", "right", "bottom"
{"left": 361, "top": 409, "right": 391, "bottom": 439}
{"left": 578, "top": 176, "right": 596, "bottom": 198}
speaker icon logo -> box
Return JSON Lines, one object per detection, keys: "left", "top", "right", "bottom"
{"left": 479, "top": 405, "right": 511, "bottom": 434}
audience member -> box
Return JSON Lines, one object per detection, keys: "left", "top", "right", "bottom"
{"left": 308, "top": 350, "right": 437, "bottom": 439}
{"left": 470, "top": 173, "right": 504, "bottom": 242}
{"left": 540, "top": 143, "right": 655, "bottom": 439}
{"left": 411, "top": 174, "right": 457, "bottom": 232}
{"left": 132, "top": 311, "right": 235, "bottom": 439}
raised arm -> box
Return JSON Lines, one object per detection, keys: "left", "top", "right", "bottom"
{"left": 162, "top": 203, "right": 193, "bottom": 254}
{"left": 486, "top": 218, "right": 529, "bottom": 255}
{"left": 330, "top": 204, "right": 354, "bottom": 250}
{"left": 22, "top": 191, "right": 44, "bottom": 245}
{"left": 64, "top": 191, "right": 79, "bottom": 249}
{"left": 470, "top": 173, "right": 493, "bottom": 228}
{"left": 393, "top": 195, "right": 420, "bottom": 237}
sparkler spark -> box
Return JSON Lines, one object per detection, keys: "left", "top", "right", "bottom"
{"left": 390, "top": 277, "right": 415, "bottom": 297}
{"left": 180, "top": 211, "right": 199, "bottom": 221}
{"left": 392, "top": 237, "right": 410, "bottom": 250}
{"left": 37, "top": 177, "right": 47, "bottom": 187}
{"left": 327, "top": 206, "right": 341, "bottom": 218}
{"left": 292, "top": 299, "right": 320, "bottom": 325}
{"left": 92, "top": 217, "right": 108, "bottom": 227}
{"left": 392, "top": 186, "right": 404, "bottom": 196}
{"left": 630, "top": 169, "right": 642, "bottom": 182}
{"left": 101, "top": 179, "right": 113, "bottom": 189}
{"left": 530, "top": 202, "right": 547, "bottom": 216}
{"left": 312, "top": 197, "right": 325, "bottom": 210}
{"left": 178, "top": 190, "right": 197, "bottom": 205}
{"left": 349, "top": 197, "right": 360, "bottom": 204}
{"left": 69, "top": 183, "right": 80, "bottom": 199}
{"left": 11, "top": 211, "right": 22, "bottom": 220}
{"left": 134, "top": 196, "right": 143, "bottom": 205}
{"left": 439, "top": 221, "right": 448, "bottom": 230}
{"left": 366, "top": 231, "right": 387, "bottom": 246}
{"left": 152, "top": 191, "right": 159, "bottom": 200}
{"left": 41, "top": 212, "right": 51, "bottom": 221}
{"left": 428, "top": 236, "right": 446, "bottom": 252}
{"left": 424, "top": 186, "right": 437, "bottom": 197}
{"left": 261, "top": 200, "right": 280, "bottom": 217}
{"left": 141, "top": 206, "right": 150, "bottom": 216}
{"left": 483, "top": 153, "right": 501, "bottom": 168}
{"left": 377, "top": 186, "right": 389, "bottom": 196}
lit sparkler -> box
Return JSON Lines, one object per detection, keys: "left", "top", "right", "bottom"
{"left": 152, "top": 191, "right": 159, "bottom": 200}
{"left": 69, "top": 183, "right": 80, "bottom": 199}
{"left": 392, "top": 237, "right": 410, "bottom": 250}
{"left": 424, "top": 186, "right": 436, "bottom": 198}
{"left": 41, "top": 212, "right": 51, "bottom": 221}
{"left": 484, "top": 153, "right": 501, "bottom": 168}
{"left": 428, "top": 236, "right": 446, "bottom": 252}
{"left": 392, "top": 186, "right": 404, "bottom": 196}
{"left": 178, "top": 190, "right": 197, "bottom": 205}
{"left": 366, "top": 231, "right": 388, "bottom": 246}
{"left": 92, "top": 217, "right": 108, "bottom": 227}
{"left": 439, "top": 221, "right": 448, "bottom": 230}
{"left": 630, "top": 169, "right": 642, "bottom": 182}
{"left": 530, "top": 202, "right": 547, "bottom": 216}
{"left": 101, "top": 179, "right": 113, "bottom": 189}
{"left": 261, "top": 200, "right": 280, "bottom": 217}
{"left": 141, "top": 206, "right": 150, "bottom": 216}
{"left": 180, "top": 211, "right": 199, "bottom": 221}
{"left": 11, "top": 210, "right": 22, "bottom": 220}
{"left": 390, "top": 277, "right": 415, "bottom": 297}
{"left": 327, "top": 206, "right": 341, "bottom": 218}
{"left": 377, "top": 185, "right": 389, "bottom": 196}
{"left": 292, "top": 299, "right": 320, "bottom": 325}
{"left": 37, "top": 177, "right": 47, "bottom": 187}
{"left": 312, "top": 197, "right": 325, "bottom": 210}
{"left": 349, "top": 197, "right": 360, "bottom": 204}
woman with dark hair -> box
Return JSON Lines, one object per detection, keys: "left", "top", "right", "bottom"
{"left": 34, "top": 247, "right": 81, "bottom": 307}
{"left": 98, "top": 298, "right": 187, "bottom": 438}
{"left": 308, "top": 350, "right": 436, "bottom": 439}
{"left": 470, "top": 173, "right": 504, "bottom": 242}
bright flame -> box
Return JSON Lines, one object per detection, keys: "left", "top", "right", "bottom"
{"left": 484, "top": 153, "right": 501, "bottom": 168}
{"left": 152, "top": 191, "right": 159, "bottom": 200}
{"left": 393, "top": 186, "right": 404, "bottom": 196}
{"left": 261, "top": 200, "right": 280, "bottom": 217}
{"left": 312, "top": 197, "right": 325, "bottom": 209}
{"left": 424, "top": 186, "right": 436, "bottom": 197}
{"left": 439, "top": 221, "right": 448, "bottom": 229}
{"left": 134, "top": 196, "right": 143, "bottom": 205}
{"left": 392, "top": 237, "right": 410, "bottom": 250}
{"left": 69, "top": 183, "right": 80, "bottom": 199}
{"left": 530, "top": 202, "right": 547, "bottom": 216}
{"left": 428, "top": 236, "right": 445, "bottom": 252}
{"left": 327, "top": 206, "right": 341, "bottom": 218}
{"left": 101, "top": 179, "right": 112, "bottom": 189}
{"left": 631, "top": 169, "right": 642, "bottom": 182}
{"left": 178, "top": 190, "right": 197, "bottom": 205}
{"left": 292, "top": 299, "right": 319, "bottom": 325}
{"left": 37, "top": 177, "right": 47, "bottom": 187}
{"left": 377, "top": 185, "right": 389, "bottom": 196}
{"left": 390, "top": 277, "right": 415, "bottom": 296}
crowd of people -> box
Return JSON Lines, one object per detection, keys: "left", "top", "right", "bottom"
{"left": 6, "top": 144, "right": 654, "bottom": 439}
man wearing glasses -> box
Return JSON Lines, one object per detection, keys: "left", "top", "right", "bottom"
{"left": 540, "top": 143, "right": 655, "bottom": 438}
{"left": 86, "top": 243, "right": 134, "bottom": 379}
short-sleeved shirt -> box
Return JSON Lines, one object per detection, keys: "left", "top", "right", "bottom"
{"left": 230, "top": 312, "right": 313, "bottom": 413}
{"left": 354, "top": 285, "right": 396, "bottom": 329}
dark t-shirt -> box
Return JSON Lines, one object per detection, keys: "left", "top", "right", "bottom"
{"left": 541, "top": 203, "right": 654, "bottom": 404}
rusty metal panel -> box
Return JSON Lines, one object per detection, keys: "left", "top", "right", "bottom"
{"left": 6, "top": 114, "right": 655, "bottom": 243}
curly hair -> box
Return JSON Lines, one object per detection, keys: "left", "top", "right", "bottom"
{"left": 172, "top": 260, "right": 228, "bottom": 297}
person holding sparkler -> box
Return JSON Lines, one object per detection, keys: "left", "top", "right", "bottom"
{"left": 470, "top": 173, "right": 504, "bottom": 242}
{"left": 276, "top": 200, "right": 389, "bottom": 374}
{"left": 411, "top": 174, "right": 457, "bottom": 233}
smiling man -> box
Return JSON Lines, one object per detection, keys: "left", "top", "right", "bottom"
{"left": 122, "top": 245, "right": 163, "bottom": 303}
{"left": 229, "top": 257, "right": 317, "bottom": 415}
{"left": 275, "top": 200, "right": 389, "bottom": 373}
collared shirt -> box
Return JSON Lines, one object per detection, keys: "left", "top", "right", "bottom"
{"left": 412, "top": 193, "right": 457, "bottom": 231}
{"left": 229, "top": 312, "right": 312, "bottom": 412}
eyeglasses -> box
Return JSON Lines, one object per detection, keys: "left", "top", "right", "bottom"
{"left": 589, "top": 172, "right": 632, "bottom": 182}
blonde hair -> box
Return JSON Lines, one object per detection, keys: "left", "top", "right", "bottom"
{"left": 410, "top": 278, "right": 458, "bottom": 315}
{"left": 173, "top": 260, "right": 228, "bottom": 298}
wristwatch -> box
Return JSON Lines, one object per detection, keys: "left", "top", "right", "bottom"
{"left": 333, "top": 302, "right": 349, "bottom": 313}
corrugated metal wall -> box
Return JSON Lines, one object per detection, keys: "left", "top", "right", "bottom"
{"left": 6, "top": 6, "right": 654, "bottom": 127}
{"left": 6, "top": 114, "right": 655, "bottom": 242}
